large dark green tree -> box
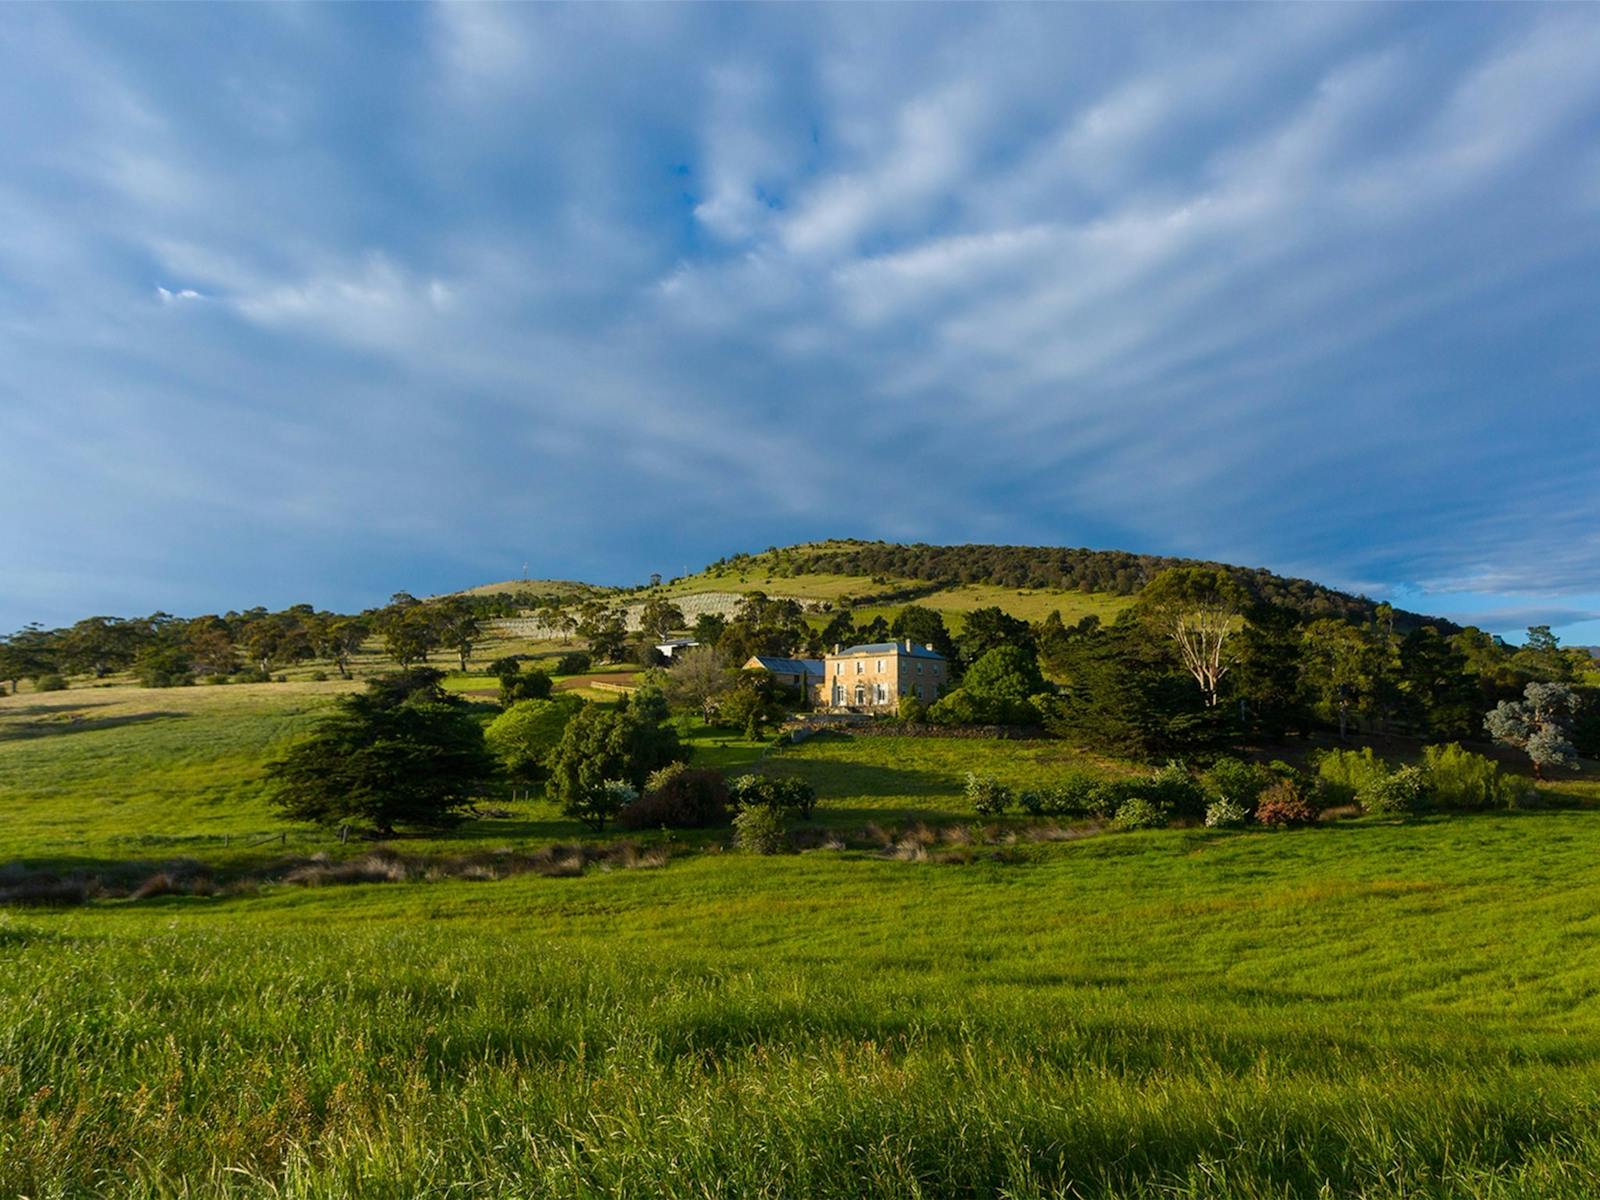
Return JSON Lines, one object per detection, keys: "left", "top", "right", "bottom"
{"left": 266, "top": 669, "right": 495, "bottom": 834}
{"left": 958, "top": 606, "right": 1035, "bottom": 665}
{"left": 1040, "top": 618, "right": 1225, "bottom": 758}
{"left": 891, "top": 605, "right": 957, "bottom": 662}
{"left": 0, "top": 624, "right": 56, "bottom": 693}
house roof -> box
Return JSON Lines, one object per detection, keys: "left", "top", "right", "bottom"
{"left": 835, "top": 641, "right": 946, "bottom": 660}
{"left": 746, "top": 656, "right": 824, "bottom": 676}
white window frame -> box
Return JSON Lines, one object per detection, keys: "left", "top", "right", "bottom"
{"left": 874, "top": 683, "right": 888, "bottom": 704}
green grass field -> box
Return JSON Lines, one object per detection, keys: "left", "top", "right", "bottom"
{"left": 6, "top": 680, "right": 1600, "bottom": 1196}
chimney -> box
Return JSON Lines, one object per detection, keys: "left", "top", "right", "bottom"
{"left": 832, "top": 643, "right": 840, "bottom": 655}
{"left": 925, "top": 643, "right": 935, "bottom": 652}
{"left": 903, "top": 638, "right": 912, "bottom": 651}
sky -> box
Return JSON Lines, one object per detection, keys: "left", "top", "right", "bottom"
{"left": 3, "top": 4, "right": 1600, "bottom": 642}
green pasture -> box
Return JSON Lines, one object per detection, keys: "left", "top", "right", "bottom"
{"left": 8, "top": 676, "right": 1600, "bottom": 1196}
{"left": 7, "top": 812, "right": 1600, "bottom": 1196}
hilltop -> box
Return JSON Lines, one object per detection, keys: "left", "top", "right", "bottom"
{"left": 476, "top": 539, "right": 1449, "bottom": 633}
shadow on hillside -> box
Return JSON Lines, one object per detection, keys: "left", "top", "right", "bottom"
{"left": 0, "top": 708, "right": 186, "bottom": 742}
{"left": 759, "top": 757, "right": 953, "bottom": 801}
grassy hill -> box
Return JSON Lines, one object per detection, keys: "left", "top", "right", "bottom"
{"left": 477, "top": 539, "right": 1441, "bottom": 636}
{"left": 451, "top": 577, "right": 613, "bottom": 600}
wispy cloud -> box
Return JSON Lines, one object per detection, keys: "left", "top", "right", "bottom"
{"left": 0, "top": 4, "right": 1598, "bottom": 630}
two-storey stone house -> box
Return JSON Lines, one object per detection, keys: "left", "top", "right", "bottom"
{"left": 817, "top": 640, "right": 948, "bottom": 711}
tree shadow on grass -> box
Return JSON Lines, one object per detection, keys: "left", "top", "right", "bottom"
{"left": 0, "top": 709, "right": 186, "bottom": 743}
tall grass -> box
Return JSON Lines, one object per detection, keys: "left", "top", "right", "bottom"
{"left": 6, "top": 815, "right": 1600, "bottom": 1196}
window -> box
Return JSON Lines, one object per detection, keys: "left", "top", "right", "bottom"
{"left": 916, "top": 685, "right": 925, "bottom": 700}
{"left": 875, "top": 683, "right": 887, "bottom": 704}
{"left": 833, "top": 684, "right": 845, "bottom": 705}
{"left": 834, "top": 662, "right": 841, "bottom": 675}
{"left": 855, "top": 660, "right": 863, "bottom": 674}
{"left": 916, "top": 662, "right": 923, "bottom": 674}
{"left": 854, "top": 684, "right": 865, "bottom": 705}
{"left": 876, "top": 659, "right": 884, "bottom": 673}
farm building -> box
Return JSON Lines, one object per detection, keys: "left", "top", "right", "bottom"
{"left": 655, "top": 639, "right": 699, "bottom": 659}
{"left": 743, "top": 655, "right": 825, "bottom": 694}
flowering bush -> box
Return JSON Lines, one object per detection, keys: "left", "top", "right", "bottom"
{"left": 1204, "top": 799, "right": 1249, "bottom": 828}
{"left": 1113, "top": 796, "right": 1167, "bottom": 831}
{"left": 965, "top": 772, "right": 1013, "bottom": 816}
{"left": 1255, "top": 779, "right": 1319, "bottom": 827}
{"left": 733, "top": 803, "right": 787, "bottom": 854}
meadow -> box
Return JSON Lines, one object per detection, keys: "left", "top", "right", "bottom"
{"left": 6, "top": 680, "right": 1600, "bottom": 1196}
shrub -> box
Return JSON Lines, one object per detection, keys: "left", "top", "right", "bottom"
{"left": 897, "top": 693, "right": 927, "bottom": 723}
{"left": 728, "top": 774, "right": 817, "bottom": 819}
{"left": 733, "top": 803, "right": 786, "bottom": 854}
{"left": 1314, "top": 747, "right": 1390, "bottom": 806}
{"left": 1143, "top": 762, "right": 1206, "bottom": 818}
{"left": 1085, "top": 779, "right": 1135, "bottom": 820}
{"left": 927, "top": 688, "right": 982, "bottom": 726}
{"left": 1422, "top": 742, "right": 1507, "bottom": 810}
{"left": 1113, "top": 796, "right": 1167, "bottom": 831}
{"left": 1358, "top": 764, "right": 1428, "bottom": 816}
{"left": 232, "top": 667, "right": 271, "bottom": 684}
{"left": 618, "top": 764, "right": 730, "bottom": 830}
{"left": 1202, "top": 757, "right": 1268, "bottom": 812}
{"left": 1204, "top": 799, "right": 1249, "bottom": 828}
{"left": 499, "top": 667, "right": 553, "bottom": 707}
{"left": 310, "top": 670, "right": 329, "bottom": 682}
{"left": 554, "top": 652, "right": 592, "bottom": 675}
{"left": 1019, "top": 773, "right": 1102, "bottom": 816}
{"left": 487, "top": 656, "right": 523, "bottom": 681}
{"left": 965, "top": 772, "right": 1012, "bottom": 816}
{"left": 135, "top": 645, "right": 194, "bottom": 688}
{"left": 1255, "top": 778, "right": 1319, "bottom": 827}
{"left": 34, "top": 673, "right": 67, "bottom": 692}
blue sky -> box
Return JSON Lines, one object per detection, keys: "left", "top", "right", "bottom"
{"left": 3, "top": 4, "right": 1600, "bottom": 642}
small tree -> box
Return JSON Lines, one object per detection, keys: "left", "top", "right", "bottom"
{"left": 664, "top": 646, "right": 733, "bottom": 724}
{"left": 564, "top": 780, "right": 635, "bottom": 833}
{"left": 638, "top": 597, "right": 686, "bottom": 642}
{"left": 1485, "top": 682, "right": 1581, "bottom": 780}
